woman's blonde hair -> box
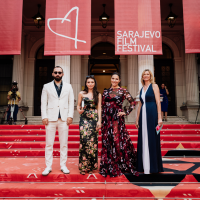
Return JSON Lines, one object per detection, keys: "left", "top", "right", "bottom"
{"left": 141, "top": 69, "right": 154, "bottom": 86}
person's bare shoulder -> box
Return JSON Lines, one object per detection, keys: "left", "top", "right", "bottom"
{"left": 152, "top": 83, "right": 159, "bottom": 90}
{"left": 79, "top": 91, "right": 84, "bottom": 96}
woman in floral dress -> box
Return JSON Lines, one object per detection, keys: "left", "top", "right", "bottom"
{"left": 100, "top": 72, "right": 138, "bottom": 177}
{"left": 77, "top": 75, "right": 101, "bottom": 175}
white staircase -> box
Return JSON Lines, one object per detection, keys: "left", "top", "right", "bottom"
{"left": 25, "top": 116, "right": 43, "bottom": 124}
{"left": 162, "top": 116, "right": 189, "bottom": 124}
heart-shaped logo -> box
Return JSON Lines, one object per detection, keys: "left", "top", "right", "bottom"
{"left": 47, "top": 6, "right": 86, "bottom": 49}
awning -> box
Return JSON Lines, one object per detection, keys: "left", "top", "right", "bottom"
{"left": 44, "top": 0, "right": 91, "bottom": 56}
{"left": 0, "top": 0, "right": 23, "bottom": 55}
{"left": 183, "top": 0, "right": 200, "bottom": 53}
{"left": 115, "top": 0, "right": 162, "bottom": 55}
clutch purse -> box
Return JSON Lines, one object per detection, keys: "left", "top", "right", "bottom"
{"left": 156, "top": 124, "right": 163, "bottom": 135}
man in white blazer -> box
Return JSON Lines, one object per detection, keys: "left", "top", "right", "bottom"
{"left": 41, "top": 66, "right": 74, "bottom": 176}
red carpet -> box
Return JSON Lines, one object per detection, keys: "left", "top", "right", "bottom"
{"left": 0, "top": 124, "right": 200, "bottom": 198}
{"left": 1, "top": 124, "right": 200, "bottom": 129}
{"left": 0, "top": 124, "right": 200, "bottom": 157}
{"left": 0, "top": 157, "right": 200, "bottom": 198}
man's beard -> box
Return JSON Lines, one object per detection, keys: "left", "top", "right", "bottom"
{"left": 54, "top": 76, "right": 62, "bottom": 81}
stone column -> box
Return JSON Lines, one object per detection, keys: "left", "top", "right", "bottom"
{"left": 12, "top": 55, "right": 24, "bottom": 105}
{"left": 12, "top": 35, "right": 25, "bottom": 106}
{"left": 23, "top": 34, "right": 30, "bottom": 107}
{"left": 70, "top": 55, "right": 81, "bottom": 102}
{"left": 180, "top": 38, "right": 186, "bottom": 104}
{"left": 81, "top": 55, "right": 89, "bottom": 90}
{"left": 120, "top": 55, "right": 127, "bottom": 87}
{"left": 181, "top": 54, "right": 199, "bottom": 122}
{"left": 127, "top": 55, "right": 138, "bottom": 122}
{"left": 138, "top": 55, "right": 154, "bottom": 90}
{"left": 128, "top": 55, "right": 138, "bottom": 97}
{"left": 71, "top": 55, "right": 81, "bottom": 123}
{"left": 174, "top": 56, "right": 184, "bottom": 116}
{"left": 55, "top": 56, "right": 70, "bottom": 83}
{"left": 12, "top": 34, "right": 25, "bottom": 120}
{"left": 26, "top": 58, "right": 35, "bottom": 116}
{"left": 185, "top": 54, "right": 199, "bottom": 105}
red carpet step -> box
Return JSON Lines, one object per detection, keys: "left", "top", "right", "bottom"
{"left": 1, "top": 157, "right": 200, "bottom": 182}
{"left": 1, "top": 141, "right": 200, "bottom": 149}
{"left": 0, "top": 158, "right": 200, "bottom": 198}
{"left": 0, "top": 124, "right": 200, "bottom": 157}
{"left": 1, "top": 135, "right": 200, "bottom": 142}
{"left": 1, "top": 124, "right": 200, "bottom": 129}
{"left": 1, "top": 182, "right": 200, "bottom": 198}
{"left": 1, "top": 129, "right": 200, "bottom": 135}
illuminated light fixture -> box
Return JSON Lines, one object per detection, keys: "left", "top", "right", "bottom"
{"left": 32, "top": 4, "right": 45, "bottom": 29}
{"left": 103, "top": 52, "right": 106, "bottom": 54}
{"left": 165, "top": 3, "right": 178, "bottom": 28}
{"left": 99, "top": 4, "right": 110, "bottom": 28}
{"left": 103, "top": 70, "right": 105, "bottom": 72}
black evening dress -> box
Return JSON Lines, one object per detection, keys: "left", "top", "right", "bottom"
{"left": 137, "top": 84, "right": 164, "bottom": 174}
{"left": 79, "top": 97, "right": 98, "bottom": 173}
{"left": 100, "top": 87, "right": 138, "bottom": 177}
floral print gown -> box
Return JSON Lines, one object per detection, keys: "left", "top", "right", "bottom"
{"left": 79, "top": 97, "right": 98, "bottom": 173}
{"left": 100, "top": 88, "right": 138, "bottom": 177}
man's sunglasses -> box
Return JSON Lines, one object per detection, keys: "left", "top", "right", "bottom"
{"left": 54, "top": 72, "right": 62, "bottom": 75}
{"left": 86, "top": 75, "right": 94, "bottom": 78}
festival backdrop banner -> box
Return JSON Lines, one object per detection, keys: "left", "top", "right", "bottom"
{"left": 44, "top": 0, "right": 91, "bottom": 55}
{"left": 115, "top": 0, "right": 162, "bottom": 55}
{"left": 183, "top": 0, "right": 200, "bottom": 53}
{"left": 0, "top": 0, "right": 23, "bottom": 55}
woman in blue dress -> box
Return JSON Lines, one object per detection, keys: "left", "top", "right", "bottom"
{"left": 135, "top": 69, "right": 163, "bottom": 174}
{"left": 160, "top": 83, "right": 169, "bottom": 121}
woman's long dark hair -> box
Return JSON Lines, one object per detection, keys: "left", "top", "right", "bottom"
{"left": 83, "top": 76, "right": 99, "bottom": 105}
{"left": 111, "top": 72, "right": 121, "bottom": 87}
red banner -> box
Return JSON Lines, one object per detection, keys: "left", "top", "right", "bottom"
{"left": 183, "top": 0, "right": 200, "bottom": 53}
{"left": 0, "top": 0, "right": 23, "bottom": 55}
{"left": 44, "top": 0, "right": 91, "bottom": 55}
{"left": 115, "top": 0, "right": 162, "bottom": 55}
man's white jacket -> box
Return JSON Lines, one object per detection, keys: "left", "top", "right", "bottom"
{"left": 41, "top": 81, "right": 74, "bottom": 121}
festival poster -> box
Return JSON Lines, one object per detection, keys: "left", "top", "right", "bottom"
{"left": 44, "top": 0, "right": 91, "bottom": 55}
{"left": 115, "top": 0, "right": 162, "bottom": 55}
{"left": 0, "top": 0, "right": 23, "bottom": 55}
{"left": 183, "top": 0, "right": 200, "bottom": 53}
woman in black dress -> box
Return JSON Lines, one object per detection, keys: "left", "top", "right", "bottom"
{"left": 100, "top": 72, "right": 138, "bottom": 177}
{"left": 135, "top": 69, "right": 163, "bottom": 174}
{"left": 77, "top": 76, "right": 101, "bottom": 175}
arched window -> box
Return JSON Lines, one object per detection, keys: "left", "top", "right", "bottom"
{"left": 89, "top": 42, "right": 119, "bottom": 74}
{"left": 90, "top": 42, "right": 119, "bottom": 60}
{"left": 154, "top": 43, "right": 173, "bottom": 59}
{"left": 36, "top": 45, "right": 54, "bottom": 59}
{"left": 89, "top": 42, "right": 120, "bottom": 94}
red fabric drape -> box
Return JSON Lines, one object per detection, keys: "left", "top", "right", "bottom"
{"left": 0, "top": 0, "right": 23, "bottom": 55}
{"left": 44, "top": 0, "right": 91, "bottom": 55}
{"left": 114, "top": 0, "right": 162, "bottom": 55}
{"left": 183, "top": 0, "right": 200, "bottom": 53}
